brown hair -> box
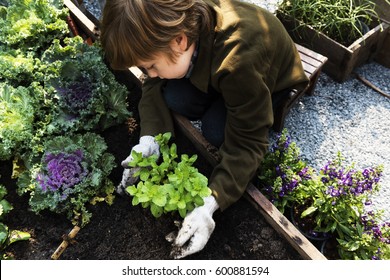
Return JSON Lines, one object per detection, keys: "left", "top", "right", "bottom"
{"left": 101, "top": 0, "right": 213, "bottom": 70}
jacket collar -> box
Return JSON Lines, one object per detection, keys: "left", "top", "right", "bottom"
{"left": 189, "top": 4, "right": 221, "bottom": 93}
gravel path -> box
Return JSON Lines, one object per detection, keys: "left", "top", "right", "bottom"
{"left": 273, "top": 63, "right": 390, "bottom": 222}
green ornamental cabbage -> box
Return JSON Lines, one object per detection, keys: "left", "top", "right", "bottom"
{"left": 0, "top": 83, "right": 35, "bottom": 160}
{"left": 0, "top": 0, "right": 69, "bottom": 51}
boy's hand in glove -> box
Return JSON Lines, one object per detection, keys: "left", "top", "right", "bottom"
{"left": 117, "top": 135, "right": 160, "bottom": 195}
{"left": 166, "top": 195, "right": 219, "bottom": 259}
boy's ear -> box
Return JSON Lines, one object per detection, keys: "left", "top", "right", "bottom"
{"left": 173, "top": 33, "right": 188, "bottom": 52}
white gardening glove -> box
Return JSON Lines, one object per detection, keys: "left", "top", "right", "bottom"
{"left": 117, "top": 135, "right": 160, "bottom": 195}
{"left": 167, "top": 195, "right": 219, "bottom": 259}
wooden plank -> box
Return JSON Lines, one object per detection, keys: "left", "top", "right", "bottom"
{"left": 298, "top": 51, "right": 326, "bottom": 69}
{"left": 172, "top": 112, "right": 327, "bottom": 260}
{"left": 64, "top": 0, "right": 99, "bottom": 40}
{"left": 375, "top": 28, "right": 390, "bottom": 68}
{"left": 296, "top": 44, "right": 328, "bottom": 64}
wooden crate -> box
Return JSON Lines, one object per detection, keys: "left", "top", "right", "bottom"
{"left": 278, "top": 13, "right": 389, "bottom": 82}
{"left": 375, "top": 28, "right": 390, "bottom": 68}
{"left": 374, "top": 0, "right": 390, "bottom": 68}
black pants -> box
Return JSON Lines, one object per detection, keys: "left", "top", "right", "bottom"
{"left": 162, "top": 79, "right": 226, "bottom": 148}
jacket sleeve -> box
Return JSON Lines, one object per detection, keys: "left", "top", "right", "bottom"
{"left": 209, "top": 57, "right": 274, "bottom": 211}
{"left": 138, "top": 78, "right": 175, "bottom": 137}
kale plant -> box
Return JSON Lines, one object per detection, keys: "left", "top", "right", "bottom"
{"left": 126, "top": 133, "right": 211, "bottom": 218}
{"left": 0, "top": 83, "right": 35, "bottom": 160}
{"left": 0, "top": 0, "right": 69, "bottom": 52}
{"left": 43, "top": 37, "right": 131, "bottom": 133}
{"left": 0, "top": 48, "right": 43, "bottom": 86}
{"left": 17, "top": 133, "right": 116, "bottom": 227}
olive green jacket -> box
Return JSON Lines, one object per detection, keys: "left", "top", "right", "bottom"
{"left": 139, "top": 0, "right": 309, "bottom": 211}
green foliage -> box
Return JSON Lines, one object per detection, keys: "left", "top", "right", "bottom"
{"left": 301, "top": 152, "right": 383, "bottom": 238}
{"left": 17, "top": 133, "right": 116, "bottom": 227}
{"left": 126, "top": 132, "right": 211, "bottom": 218}
{"left": 336, "top": 211, "right": 390, "bottom": 260}
{"left": 0, "top": 0, "right": 69, "bottom": 52}
{"left": 258, "top": 128, "right": 316, "bottom": 213}
{"left": 260, "top": 129, "right": 389, "bottom": 259}
{"left": 43, "top": 37, "right": 131, "bottom": 133}
{"left": 278, "top": 0, "right": 383, "bottom": 46}
{"left": 0, "top": 2, "right": 132, "bottom": 161}
{"left": 0, "top": 48, "right": 43, "bottom": 86}
{"left": 0, "top": 184, "right": 31, "bottom": 260}
{"left": 0, "top": 83, "right": 35, "bottom": 160}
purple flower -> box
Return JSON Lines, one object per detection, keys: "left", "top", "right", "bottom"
{"left": 37, "top": 149, "right": 88, "bottom": 193}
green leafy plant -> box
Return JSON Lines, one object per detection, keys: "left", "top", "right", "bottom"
{"left": 258, "top": 128, "right": 316, "bottom": 213}
{"left": 0, "top": 48, "right": 43, "bottom": 86}
{"left": 0, "top": 83, "right": 36, "bottom": 160}
{"left": 260, "top": 129, "right": 388, "bottom": 259}
{"left": 277, "top": 0, "right": 383, "bottom": 46}
{"left": 0, "top": 0, "right": 69, "bottom": 52}
{"left": 301, "top": 152, "right": 383, "bottom": 239}
{"left": 126, "top": 132, "right": 211, "bottom": 218}
{"left": 336, "top": 210, "right": 390, "bottom": 260}
{"left": 43, "top": 37, "right": 131, "bottom": 133}
{"left": 16, "top": 133, "right": 116, "bottom": 227}
{"left": 0, "top": 184, "right": 30, "bottom": 260}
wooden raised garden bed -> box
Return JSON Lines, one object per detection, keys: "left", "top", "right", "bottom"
{"left": 277, "top": 13, "right": 389, "bottom": 82}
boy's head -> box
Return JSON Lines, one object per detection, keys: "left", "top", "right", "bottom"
{"left": 101, "top": 0, "right": 212, "bottom": 70}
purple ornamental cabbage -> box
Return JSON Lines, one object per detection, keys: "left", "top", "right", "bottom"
{"left": 57, "top": 78, "right": 93, "bottom": 116}
{"left": 37, "top": 149, "right": 88, "bottom": 193}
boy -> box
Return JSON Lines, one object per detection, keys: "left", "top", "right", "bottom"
{"left": 101, "top": 0, "right": 308, "bottom": 259}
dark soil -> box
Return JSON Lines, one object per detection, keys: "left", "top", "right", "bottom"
{"left": 0, "top": 71, "right": 302, "bottom": 261}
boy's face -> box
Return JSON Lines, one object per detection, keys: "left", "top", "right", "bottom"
{"left": 137, "top": 34, "right": 194, "bottom": 80}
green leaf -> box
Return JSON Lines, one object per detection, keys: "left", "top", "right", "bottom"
{"left": 338, "top": 223, "right": 352, "bottom": 236}
{"left": 150, "top": 204, "right": 163, "bottom": 218}
{"left": 126, "top": 186, "right": 138, "bottom": 196}
{"left": 164, "top": 203, "right": 177, "bottom": 212}
{"left": 178, "top": 208, "right": 187, "bottom": 218}
{"left": 138, "top": 195, "right": 150, "bottom": 203}
{"left": 346, "top": 241, "right": 360, "bottom": 252}
{"left": 131, "top": 196, "right": 140, "bottom": 206}
{"left": 0, "top": 222, "right": 9, "bottom": 246}
{"left": 8, "top": 229, "right": 30, "bottom": 245}
{"left": 177, "top": 199, "right": 186, "bottom": 210}
{"left": 301, "top": 206, "right": 317, "bottom": 218}
{"left": 194, "top": 195, "right": 204, "bottom": 206}
{"left": 139, "top": 169, "right": 151, "bottom": 181}
{"left": 152, "top": 194, "right": 167, "bottom": 207}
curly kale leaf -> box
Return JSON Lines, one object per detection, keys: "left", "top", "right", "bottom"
{"left": 0, "top": 83, "right": 35, "bottom": 160}
{"left": 0, "top": 0, "right": 69, "bottom": 52}
{"left": 0, "top": 48, "right": 44, "bottom": 86}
